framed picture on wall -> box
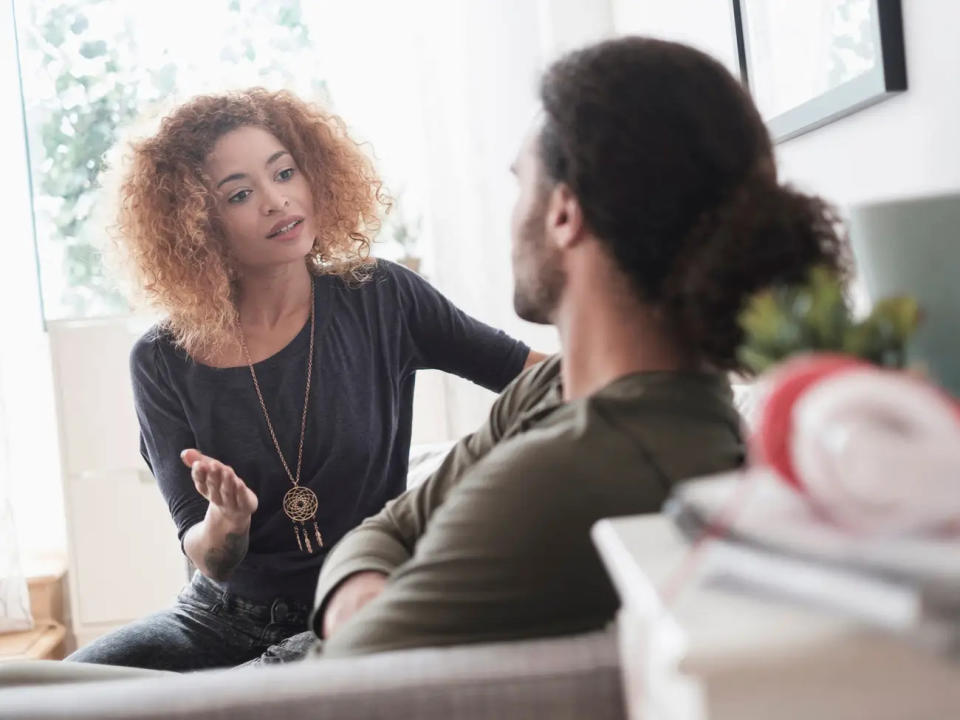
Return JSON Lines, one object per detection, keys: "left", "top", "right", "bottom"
{"left": 732, "top": 0, "right": 907, "bottom": 143}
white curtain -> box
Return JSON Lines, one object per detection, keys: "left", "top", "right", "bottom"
{"left": 0, "top": 367, "right": 33, "bottom": 633}
{"left": 1, "top": 0, "right": 62, "bottom": 629}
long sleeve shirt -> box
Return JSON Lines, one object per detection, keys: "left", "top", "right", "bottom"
{"left": 130, "top": 260, "right": 530, "bottom": 604}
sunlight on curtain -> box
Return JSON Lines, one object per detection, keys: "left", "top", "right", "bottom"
{"left": 1, "top": 0, "right": 66, "bottom": 565}
{"left": 0, "top": 354, "right": 34, "bottom": 632}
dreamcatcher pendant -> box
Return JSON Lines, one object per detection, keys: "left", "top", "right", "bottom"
{"left": 283, "top": 486, "right": 324, "bottom": 554}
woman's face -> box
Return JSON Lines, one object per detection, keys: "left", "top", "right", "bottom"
{"left": 203, "top": 125, "right": 317, "bottom": 271}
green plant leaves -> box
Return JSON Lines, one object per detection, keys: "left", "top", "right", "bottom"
{"left": 737, "top": 265, "right": 922, "bottom": 373}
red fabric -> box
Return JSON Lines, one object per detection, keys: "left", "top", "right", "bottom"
{"left": 751, "top": 354, "right": 866, "bottom": 489}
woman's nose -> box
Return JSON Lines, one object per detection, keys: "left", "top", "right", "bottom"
{"left": 262, "top": 188, "right": 289, "bottom": 214}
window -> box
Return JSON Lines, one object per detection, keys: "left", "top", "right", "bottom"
{"left": 14, "top": 0, "right": 426, "bottom": 321}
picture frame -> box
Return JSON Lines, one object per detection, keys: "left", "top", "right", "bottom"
{"left": 731, "top": 0, "right": 907, "bottom": 143}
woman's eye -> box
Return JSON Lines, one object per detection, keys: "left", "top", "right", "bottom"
{"left": 277, "top": 167, "right": 296, "bottom": 181}
{"left": 228, "top": 189, "right": 251, "bottom": 204}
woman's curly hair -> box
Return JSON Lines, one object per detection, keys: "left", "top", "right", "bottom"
{"left": 113, "top": 88, "right": 387, "bottom": 358}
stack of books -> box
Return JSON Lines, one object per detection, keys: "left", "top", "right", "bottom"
{"left": 666, "top": 469, "right": 960, "bottom": 656}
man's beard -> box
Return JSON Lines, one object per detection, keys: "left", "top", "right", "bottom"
{"left": 513, "top": 211, "right": 565, "bottom": 325}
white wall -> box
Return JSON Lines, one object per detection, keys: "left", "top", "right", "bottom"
{"left": 611, "top": 0, "right": 960, "bottom": 206}
{"left": 538, "top": 0, "right": 614, "bottom": 58}
{"left": 774, "top": 0, "right": 960, "bottom": 204}
{"left": 611, "top": 0, "right": 739, "bottom": 74}
{"left": 0, "top": 4, "right": 67, "bottom": 563}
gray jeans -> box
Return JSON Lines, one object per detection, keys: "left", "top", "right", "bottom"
{"left": 66, "top": 572, "right": 317, "bottom": 671}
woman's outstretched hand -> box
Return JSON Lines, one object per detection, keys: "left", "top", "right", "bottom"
{"left": 180, "top": 449, "right": 259, "bottom": 521}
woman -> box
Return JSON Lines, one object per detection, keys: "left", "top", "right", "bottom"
{"left": 68, "top": 89, "right": 543, "bottom": 670}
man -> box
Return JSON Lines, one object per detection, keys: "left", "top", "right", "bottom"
{"left": 313, "top": 31, "right": 845, "bottom": 657}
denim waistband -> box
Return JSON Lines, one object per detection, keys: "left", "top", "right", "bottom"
{"left": 188, "top": 571, "right": 312, "bottom": 625}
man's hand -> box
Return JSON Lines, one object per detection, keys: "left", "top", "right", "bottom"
{"left": 181, "top": 448, "right": 258, "bottom": 522}
{"left": 323, "top": 571, "right": 389, "bottom": 638}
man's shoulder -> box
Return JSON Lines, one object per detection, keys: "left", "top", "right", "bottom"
{"left": 478, "top": 398, "right": 639, "bottom": 486}
{"left": 451, "top": 409, "right": 662, "bottom": 530}
{"left": 484, "top": 353, "right": 562, "bottom": 432}
{"left": 501, "top": 352, "right": 561, "bottom": 401}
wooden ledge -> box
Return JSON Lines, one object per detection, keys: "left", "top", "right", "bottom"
{"left": 0, "top": 621, "right": 67, "bottom": 662}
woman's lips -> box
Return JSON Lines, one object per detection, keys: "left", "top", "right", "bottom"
{"left": 266, "top": 217, "right": 304, "bottom": 240}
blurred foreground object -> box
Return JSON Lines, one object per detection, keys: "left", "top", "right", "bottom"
{"left": 740, "top": 266, "right": 960, "bottom": 535}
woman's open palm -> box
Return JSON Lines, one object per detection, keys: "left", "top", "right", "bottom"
{"left": 180, "top": 449, "right": 259, "bottom": 521}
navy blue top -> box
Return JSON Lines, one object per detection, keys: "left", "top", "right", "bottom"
{"left": 130, "top": 260, "right": 530, "bottom": 603}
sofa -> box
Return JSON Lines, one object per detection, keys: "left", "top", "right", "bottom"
{"left": 0, "top": 628, "right": 624, "bottom": 719}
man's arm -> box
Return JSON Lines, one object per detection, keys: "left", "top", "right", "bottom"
{"left": 314, "top": 438, "right": 477, "bottom": 637}
{"left": 320, "top": 421, "right": 667, "bottom": 658}
{"left": 315, "top": 356, "right": 562, "bottom": 637}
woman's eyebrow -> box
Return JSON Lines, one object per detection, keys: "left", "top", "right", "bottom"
{"left": 266, "top": 150, "right": 290, "bottom": 166}
{"left": 216, "top": 172, "right": 246, "bottom": 189}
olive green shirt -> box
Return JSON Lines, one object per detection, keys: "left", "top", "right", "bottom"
{"left": 314, "top": 355, "right": 743, "bottom": 657}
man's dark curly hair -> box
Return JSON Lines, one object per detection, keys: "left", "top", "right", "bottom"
{"left": 538, "top": 37, "right": 847, "bottom": 372}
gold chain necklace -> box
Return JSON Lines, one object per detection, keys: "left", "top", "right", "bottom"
{"left": 237, "top": 279, "right": 323, "bottom": 553}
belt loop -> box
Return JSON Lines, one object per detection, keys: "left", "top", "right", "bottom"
{"left": 271, "top": 598, "right": 289, "bottom": 623}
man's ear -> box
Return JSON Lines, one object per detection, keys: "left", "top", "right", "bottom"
{"left": 544, "top": 183, "right": 585, "bottom": 249}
